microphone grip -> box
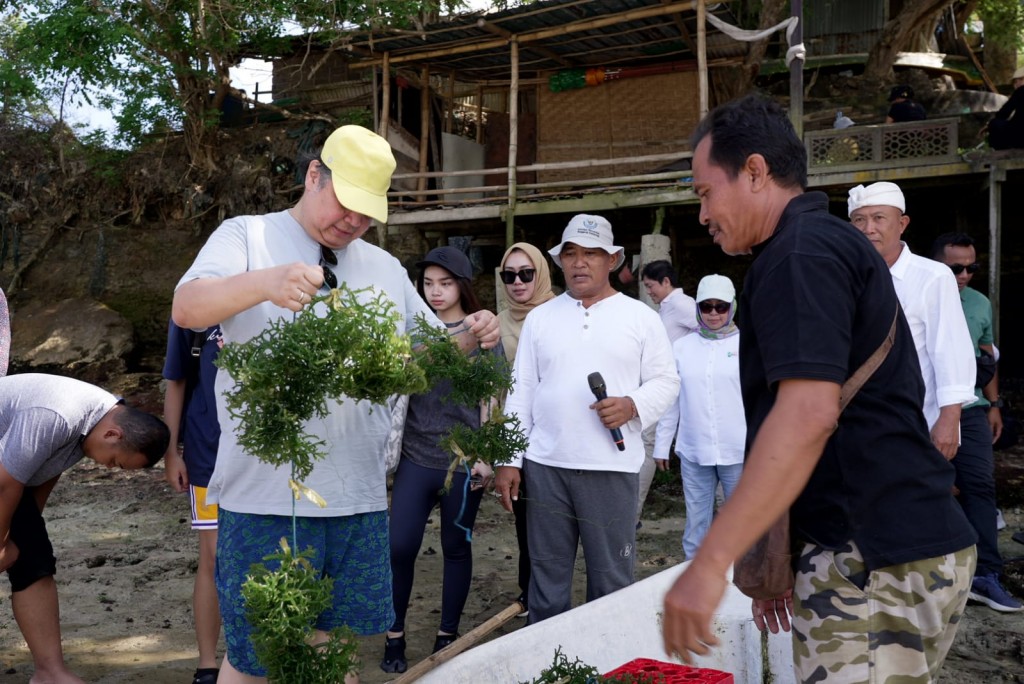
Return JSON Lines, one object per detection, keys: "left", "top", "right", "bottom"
{"left": 587, "top": 372, "right": 627, "bottom": 451}
{"left": 610, "top": 425, "right": 626, "bottom": 451}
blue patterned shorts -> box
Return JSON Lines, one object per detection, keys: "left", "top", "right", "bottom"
{"left": 216, "top": 509, "right": 394, "bottom": 676}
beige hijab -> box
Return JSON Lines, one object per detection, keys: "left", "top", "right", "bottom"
{"left": 497, "top": 242, "right": 556, "bottom": 363}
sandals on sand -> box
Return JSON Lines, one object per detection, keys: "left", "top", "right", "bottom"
{"left": 192, "top": 668, "right": 219, "bottom": 684}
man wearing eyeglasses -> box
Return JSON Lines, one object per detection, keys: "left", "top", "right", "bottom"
{"left": 847, "top": 182, "right": 976, "bottom": 460}
{"left": 931, "top": 232, "right": 1020, "bottom": 613}
{"left": 172, "top": 125, "right": 501, "bottom": 684}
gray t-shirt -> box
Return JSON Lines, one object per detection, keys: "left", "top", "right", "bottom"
{"left": 0, "top": 374, "right": 118, "bottom": 486}
{"left": 401, "top": 330, "right": 505, "bottom": 471}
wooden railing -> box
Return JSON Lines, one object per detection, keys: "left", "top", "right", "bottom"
{"left": 805, "top": 118, "right": 960, "bottom": 174}
{"left": 388, "top": 151, "right": 694, "bottom": 210}
{"left": 385, "top": 119, "right": 963, "bottom": 214}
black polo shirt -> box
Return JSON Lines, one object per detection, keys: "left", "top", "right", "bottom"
{"left": 738, "top": 192, "right": 976, "bottom": 571}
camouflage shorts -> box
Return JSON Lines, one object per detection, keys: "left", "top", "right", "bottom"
{"left": 791, "top": 540, "right": 976, "bottom": 684}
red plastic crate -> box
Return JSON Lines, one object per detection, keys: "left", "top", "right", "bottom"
{"left": 603, "top": 658, "right": 734, "bottom": 684}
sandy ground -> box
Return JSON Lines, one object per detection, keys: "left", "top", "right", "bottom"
{"left": 0, "top": 460, "right": 1022, "bottom": 683}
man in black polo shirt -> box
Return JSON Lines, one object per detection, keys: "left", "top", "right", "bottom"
{"left": 662, "top": 95, "right": 977, "bottom": 682}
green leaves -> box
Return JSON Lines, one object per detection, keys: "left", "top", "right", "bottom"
{"left": 242, "top": 538, "right": 359, "bottom": 683}
{"left": 411, "top": 314, "right": 512, "bottom": 406}
{"left": 216, "top": 285, "right": 428, "bottom": 482}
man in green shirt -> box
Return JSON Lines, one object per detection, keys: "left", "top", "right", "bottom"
{"left": 932, "top": 232, "right": 1021, "bottom": 613}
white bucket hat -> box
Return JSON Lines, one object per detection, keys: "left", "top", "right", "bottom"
{"left": 548, "top": 214, "right": 625, "bottom": 270}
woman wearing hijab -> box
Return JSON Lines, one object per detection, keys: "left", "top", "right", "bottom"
{"left": 652, "top": 274, "right": 745, "bottom": 559}
{"left": 496, "top": 242, "right": 555, "bottom": 617}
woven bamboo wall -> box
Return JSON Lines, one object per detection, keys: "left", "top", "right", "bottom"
{"left": 536, "top": 71, "right": 698, "bottom": 184}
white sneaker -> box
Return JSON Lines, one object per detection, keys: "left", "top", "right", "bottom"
{"left": 997, "top": 508, "right": 1007, "bottom": 531}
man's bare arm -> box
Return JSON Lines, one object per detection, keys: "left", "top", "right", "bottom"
{"left": 662, "top": 378, "right": 840, "bottom": 662}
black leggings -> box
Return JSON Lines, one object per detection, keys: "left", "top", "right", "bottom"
{"left": 389, "top": 459, "right": 484, "bottom": 634}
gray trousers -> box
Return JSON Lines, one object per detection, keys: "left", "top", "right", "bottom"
{"left": 524, "top": 460, "right": 638, "bottom": 624}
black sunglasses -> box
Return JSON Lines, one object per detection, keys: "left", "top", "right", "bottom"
{"left": 948, "top": 262, "right": 980, "bottom": 276}
{"left": 499, "top": 268, "right": 537, "bottom": 285}
{"left": 698, "top": 301, "right": 731, "bottom": 315}
{"left": 320, "top": 244, "right": 338, "bottom": 290}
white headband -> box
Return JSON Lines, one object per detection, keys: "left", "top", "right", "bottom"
{"left": 847, "top": 182, "right": 905, "bottom": 216}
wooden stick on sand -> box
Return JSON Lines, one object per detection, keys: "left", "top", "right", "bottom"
{"left": 390, "top": 600, "right": 525, "bottom": 682}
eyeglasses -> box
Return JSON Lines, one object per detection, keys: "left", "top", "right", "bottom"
{"left": 948, "top": 262, "right": 980, "bottom": 276}
{"left": 499, "top": 268, "right": 537, "bottom": 285}
{"left": 320, "top": 244, "right": 338, "bottom": 290}
{"left": 698, "top": 301, "right": 731, "bottom": 315}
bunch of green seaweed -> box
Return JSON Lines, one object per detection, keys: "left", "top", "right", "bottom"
{"left": 241, "top": 539, "right": 359, "bottom": 683}
{"left": 216, "top": 286, "right": 429, "bottom": 483}
{"left": 217, "top": 284, "right": 527, "bottom": 682}
{"left": 524, "top": 648, "right": 658, "bottom": 683}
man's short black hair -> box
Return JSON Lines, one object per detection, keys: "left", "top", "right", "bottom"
{"left": 115, "top": 406, "right": 169, "bottom": 467}
{"left": 640, "top": 260, "right": 678, "bottom": 287}
{"left": 690, "top": 94, "right": 808, "bottom": 191}
{"left": 931, "top": 232, "right": 975, "bottom": 260}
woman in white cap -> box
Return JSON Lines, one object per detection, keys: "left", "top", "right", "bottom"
{"left": 653, "top": 274, "right": 745, "bottom": 559}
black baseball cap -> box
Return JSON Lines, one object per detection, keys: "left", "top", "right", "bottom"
{"left": 417, "top": 246, "right": 473, "bottom": 280}
{"left": 888, "top": 85, "right": 913, "bottom": 102}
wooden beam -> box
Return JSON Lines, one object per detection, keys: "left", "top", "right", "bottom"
{"left": 988, "top": 163, "right": 1004, "bottom": 344}
{"left": 379, "top": 52, "right": 390, "bottom": 139}
{"left": 446, "top": 69, "right": 455, "bottom": 134}
{"left": 660, "top": 0, "right": 697, "bottom": 53}
{"left": 697, "top": 0, "right": 708, "bottom": 117}
{"left": 418, "top": 65, "right": 430, "bottom": 197}
{"left": 506, "top": 39, "right": 519, "bottom": 248}
{"left": 348, "top": 1, "right": 697, "bottom": 69}
{"left": 476, "top": 85, "right": 484, "bottom": 144}
{"left": 477, "top": 17, "right": 574, "bottom": 68}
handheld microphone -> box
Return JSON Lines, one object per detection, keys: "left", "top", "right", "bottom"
{"left": 587, "top": 372, "right": 626, "bottom": 451}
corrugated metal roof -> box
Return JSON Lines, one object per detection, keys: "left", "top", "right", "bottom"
{"left": 272, "top": 0, "right": 747, "bottom": 83}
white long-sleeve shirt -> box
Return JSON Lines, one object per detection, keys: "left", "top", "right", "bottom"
{"left": 505, "top": 292, "right": 679, "bottom": 473}
{"left": 658, "top": 287, "right": 699, "bottom": 342}
{"left": 653, "top": 333, "right": 745, "bottom": 466}
{"left": 890, "top": 243, "right": 976, "bottom": 428}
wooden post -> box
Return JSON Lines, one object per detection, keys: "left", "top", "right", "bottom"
{"left": 379, "top": 52, "right": 391, "bottom": 139}
{"left": 418, "top": 65, "right": 431, "bottom": 199}
{"left": 697, "top": 0, "right": 708, "bottom": 118}
{"left": 391, "top": 601, "right": 524, "bottom": 683}
{"left": 505, "top": 39, "right": 519, "bottom": 248}
{"left": 789, "top": 0, "right": 804, "bottom": 138}
{"left": 372, "top": 67, "right": 379, "bottom": 133}
{"left": 476, "top": 85, "right": 485, "bottom": 144}
{"left": 446, "top": 69, "right": 456, "bottom": 134}
{"left": 988, "top": 163, "right": 1003, "bottom": 344}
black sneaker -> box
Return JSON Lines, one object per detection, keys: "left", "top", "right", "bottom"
{"left": 191, "top": 668, "right": 219, "bottom": 684}
{"left": 432, "top": 632, "right": 459, "bottom": 653}
{"left": 969, "top": 573, "right": 1024, "bottom": 613}
{"left": 380, "top": 635, "right": 408, "bottom": 673}
{"left": 516, "top": 592, "right": 529, "bottom": 618}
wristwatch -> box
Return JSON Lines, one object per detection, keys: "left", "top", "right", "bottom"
{"left": 990, "top": 398, "right": 1004, "bottom": 409}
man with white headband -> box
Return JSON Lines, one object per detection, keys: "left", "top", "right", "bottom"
{"left": 847, "top": 181, "right": 975, "bottom": 456}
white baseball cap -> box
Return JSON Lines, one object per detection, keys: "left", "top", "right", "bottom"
{"left": 696, "top": 274, "right": 735, "bottom": 303}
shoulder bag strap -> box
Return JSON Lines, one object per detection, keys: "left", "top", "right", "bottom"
{"left": 838, "top": 305, "right": 899, "bottom": 412}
